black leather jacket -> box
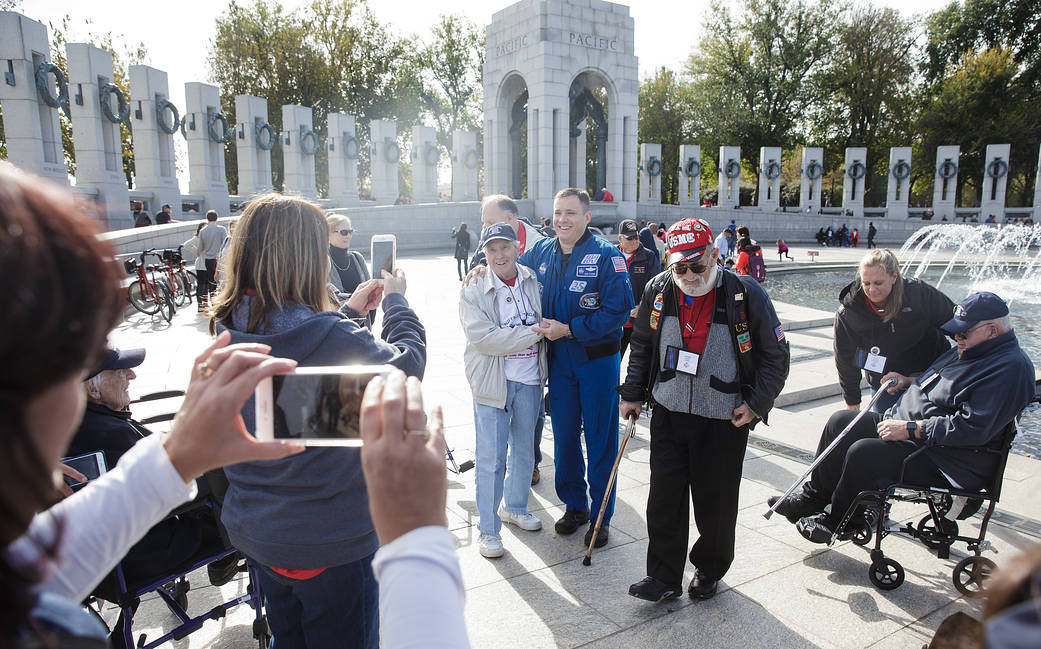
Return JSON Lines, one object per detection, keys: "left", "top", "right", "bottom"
{"left": 618, "top": 267, "right": 790, "bottom": 427}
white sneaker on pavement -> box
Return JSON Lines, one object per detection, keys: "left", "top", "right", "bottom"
{"left": 499, "top": 508, "right": 542, "bottom": 531}
{"left": 478, "top": 533, "right": 504, "bottom": 558}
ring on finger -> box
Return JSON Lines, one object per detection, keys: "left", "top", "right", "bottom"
{"left": 405, "top": 429, "right": 430, "bottom": 441}
{"left": 197, "top": 361, "right": 216, "bottom": 379}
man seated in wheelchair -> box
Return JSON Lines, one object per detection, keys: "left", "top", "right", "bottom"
{"left": 769, "top": 292, "right": 1035, "bottom": 544}
{"left": 64, "top": 347, "right": 241, "bottom": 597}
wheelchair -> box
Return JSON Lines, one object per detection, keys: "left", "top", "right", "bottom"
{"left": 832, "top": 407, "right": 1031, "bottom": 597}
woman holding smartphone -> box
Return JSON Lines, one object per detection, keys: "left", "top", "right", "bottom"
{"left": 208, "top": 193, "right": 427, "bottom": 649}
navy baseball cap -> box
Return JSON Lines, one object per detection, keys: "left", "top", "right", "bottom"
{"left": 480, "top": 222, "right": 517, "bottom": 247}
{"left": 941, "top": 292, "right": 1009, "bottom": 334}
{"left": 86, "top": 347, "right": 145, "bottom": 380}
{"left": 618, "top": 219, "right": 639, "bottom": 239}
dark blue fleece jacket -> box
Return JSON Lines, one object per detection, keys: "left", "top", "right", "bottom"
{"left": 218, "top": 293, "right": 426, "bottom": 569}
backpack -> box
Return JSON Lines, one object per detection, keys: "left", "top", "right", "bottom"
{"left": 745, "top": 250, "right": 766, "bottom": 282}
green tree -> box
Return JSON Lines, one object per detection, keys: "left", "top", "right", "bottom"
{"left": 639, "top": 68, "right": 693, "bottom": 204}
{"left": 685, "top": 0, "right": 834, "bottom": 203}
{"left": 418, "top": 14, "right": 485, "bottom": 152}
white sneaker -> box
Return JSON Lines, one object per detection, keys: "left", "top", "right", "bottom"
{"left": 499, "top": 508, "right": 542, "bottom": 531}
{"left": 478, "top": 533, "right": 504, "bottom": 558}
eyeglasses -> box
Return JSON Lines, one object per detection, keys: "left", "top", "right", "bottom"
{"left": 953, "top": 322, "right": 990, "bottom": 341}
{"left": 337, "top": 229, "right": 354, "bottom": 236}
{"left": 671, "top": 261, "right": 710, "bottom": 275}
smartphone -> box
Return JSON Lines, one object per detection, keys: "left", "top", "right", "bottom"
{"left": 254, "top": 365, "right": 394, "bottom": 446}
{"left": 370, "top": 234, "right": 396, "bottom": 279}
{"left": 61, "top": 451, "right": 108, "bottom": 489}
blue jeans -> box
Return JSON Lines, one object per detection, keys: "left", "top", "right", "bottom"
{"left": 254, "top": 552, "right": 379, "bottom": 649}
{"left": 473, "top": 381, "right": 542, "bottom": 536}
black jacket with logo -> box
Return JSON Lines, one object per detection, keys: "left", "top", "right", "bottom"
{"left": 616, "top": 243, "right": 658, "bottom": 324}
{"left": 618, "top": 268, "right": 790, "bottom": 427}
{"left": 834, "top": 277, "right": 955, "bottom": 405}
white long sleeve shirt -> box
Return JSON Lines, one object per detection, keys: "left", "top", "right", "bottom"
{"left": 371, "top": 526, "right": 471, "bottom": 649}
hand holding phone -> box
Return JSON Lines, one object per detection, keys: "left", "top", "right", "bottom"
{"left": 381, "top": 269, "right": 407, "bottom": 296}
{"left": 370, "top": 234, "right": 396, "bottom": 280}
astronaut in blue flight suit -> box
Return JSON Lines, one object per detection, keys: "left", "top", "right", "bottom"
{"left": 522, "top": 188, "right": 635, "bottom": 548}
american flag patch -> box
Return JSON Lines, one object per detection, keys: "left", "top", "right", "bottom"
{"left": 612, "top": 256, "right": 627, "bottom": 272}
{"left": 774, "top": 324, "right": 785, "bottom": 342}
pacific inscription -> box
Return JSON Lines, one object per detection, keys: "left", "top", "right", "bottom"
{"left": 569, "top": 32, "right": 619, "bottom": 51}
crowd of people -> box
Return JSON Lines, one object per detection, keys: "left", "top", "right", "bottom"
{"left": 1, "top": 161, "right": 1037, "bottom": 649}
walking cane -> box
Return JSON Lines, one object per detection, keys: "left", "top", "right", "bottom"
{"left": 763, "top": 378, "right": 897, "bottom": 520}
{"left": 583, "top": 412, "right": 639, "bottom": 566}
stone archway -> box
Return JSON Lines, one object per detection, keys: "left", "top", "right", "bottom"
{"left": 496, "top": 72, "right": 528, "bottom": 199}
{"left": 569, "top": 70, "right": 613, "bottom": 195}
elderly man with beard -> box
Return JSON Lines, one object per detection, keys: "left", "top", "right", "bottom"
{"left": 619, "top": 218, "right": 789, "bottom": 602}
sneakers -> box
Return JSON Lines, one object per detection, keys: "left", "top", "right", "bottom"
{"left": 628, "top": 576, "right": 681, "bottom": 602}
{"left": 768, "top": 491, "right": 827, "bottom": 524}
{"left": 500, "top": 508, "right": 542, "bottom": 531}
{"left": 478, "top": 533, "right": 504, "bottom": 558}
{"left": 554, "top": 509, "right": 590, "bottom": 535}
{"left": 797, "top": 513, "right": 837, "bottom": 545}
{"left": 584, "top": 524, "right": 609, "bottom": 548}
{"left": 531, "top": 466, "right": 541, "bottom": 486}
{"left": 206, "top": 552, "right": 243, "bottom": 587}
{"left": 688, "top": 570, "right": 718, "bottom": 600}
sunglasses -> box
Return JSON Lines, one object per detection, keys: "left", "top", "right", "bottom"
{"left": 337, "top": 229, "right": 354, "bottom": 236}
{"left": 953, "top": 322, "right": 990, "bottom": 341}
{"left": 671, "top": 261, "right": 711, "bottom": 275}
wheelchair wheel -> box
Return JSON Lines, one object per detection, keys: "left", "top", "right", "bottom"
{"left": 849, "top": 519, "right": 872, "bottom": 546}
{"left": 916, "top": 515, "right": 958, "bottom": 550}
{"left": 869, "top": 558, "right": 905, "bottom": 590}
{"left": 953, "top": 556, "right": 996, "bottom": 597}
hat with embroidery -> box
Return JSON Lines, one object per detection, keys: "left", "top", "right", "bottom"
{"left": 618, "top": 219, "right": 639, "bottom": 239}
{"left": 664, "top": 218, "right": 714, "bottom": 266}
{"left": 480, "top": 221, "right": 518, "bottom": 247}
{"left": 940, "top": 291, "right": 1009, "bottom": 335}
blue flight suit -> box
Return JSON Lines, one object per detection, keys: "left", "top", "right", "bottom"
{"left": 519, "top": 229, "right": 635, "bottom": 525}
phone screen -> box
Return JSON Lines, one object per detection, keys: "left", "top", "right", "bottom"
{"left": 268, "top": 369, "right": 384, "bottom": 444}
{"left": 62, "top": 451, "right": 108, "bottom": 487}
{"left": 371, "top": 239, "right": 395, "bottom": 279}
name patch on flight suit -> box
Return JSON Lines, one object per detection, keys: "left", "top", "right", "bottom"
{"left": 576, "top": 265, "right": 598, "bottom": 278}
{"left": 579, "top": 293, "right": 601, "bottom": 309}
{"left": 569, "top": 280, "right": 587, "bottom": 292}
{"left": 581, "top": 253, "right": 601, "bottom": 264}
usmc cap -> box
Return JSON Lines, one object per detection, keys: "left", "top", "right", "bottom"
{"left": 665, "top": 218, "right": 714, "bottom": 266}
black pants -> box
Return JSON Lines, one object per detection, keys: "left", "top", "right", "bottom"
{"left": 646, "top": 407, "right": 748, "bottom": 585}
{"left": 803, "top": 410, "right": 946, "bottom": 527}
{"left": 867, "top": 237, "right": 876, "bottom": 249}
{"left": 620, "top": 327, "right": 633, "bottom": 361}
{"left": 456, "top": 256, "right": 467, "bottom": 280}
{"left": 196, "top": 259, "right": 217, "bottom": 305}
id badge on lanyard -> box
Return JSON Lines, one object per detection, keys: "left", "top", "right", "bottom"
{"left": 857, "top": 346, "right": 887, "bottom": 373}
{"left": 664, "top": 345, "right": 700, "bottom": 376}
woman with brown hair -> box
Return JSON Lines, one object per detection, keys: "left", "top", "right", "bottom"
{"left": 834, "top": 248, "right": 955, "bottom": 412}
{"left": 209, "top": 192, "right": 427, "bottom": 649}
{"left": 0, "top": 163, "right": 304, "bottom": 647}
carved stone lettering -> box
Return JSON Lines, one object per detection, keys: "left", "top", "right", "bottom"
{"left": 568, "top": 32, "right": 619, "bottom": 51}
{"left": 495, "top": 34, "right": 530, "bottom": 57}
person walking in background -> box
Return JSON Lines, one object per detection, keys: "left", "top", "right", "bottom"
{"left": 850, "top": 228, "right": 859, "bottom": 247}
{"left": 616, "top": 219, "right": 658, "bottom": 360}
{"left": 197, "top": 210, "right": 227, "bottom": 312}
{"left": 451, "top": 222, "right": 472, "bottom": 281}
{"left": 867, "top": 222, "right": 877, "bottom": 248}
{"left": 776, "top": 239, "right": 793, "bottom": 262}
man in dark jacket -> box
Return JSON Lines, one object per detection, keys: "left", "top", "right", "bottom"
{"left": 772, "top": 292, "right": 1035, "bottom": 544}
{"left": 616, "top": 218, "right": 658, "bottom": 359}
{"left": 621, "top": 218, "right": 790, "bottom": 603}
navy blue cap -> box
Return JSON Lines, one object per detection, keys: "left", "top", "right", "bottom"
{"left": 941, "top": 291, "right": 1009, "bottom": 334}
{"left": 480, "top": 222, "right": 518, "bottom": 247}
{"left": 86, "top": 347, "right": 145, "bottom": 381}
{"left": 618, "top": 219, "right": 639, "bottom": 238}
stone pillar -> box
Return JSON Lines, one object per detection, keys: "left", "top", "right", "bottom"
{"left": 370, "top": 119, "right": 399, "bottom": 205}
{"left": 717, "top": 146, "right": 741, "bottom": 209}
{"left": 281, "top": 104, "right": 318, "bottom": 199}
{"left": 411, "top": 125, "right": 439, "bottom": 203}
{"left": 128, "top": 65, "right": 179, "bottom": 216}
{"left": 799, "top": 147, "right": 824, "bottom": 213}
{"left": 932, "top": 145, "right": 960, "bottom": 221}
{"left": 980, "top": 143, "right": 1011, "bottom": 221}
{"left": 841, "top": 147, "right": 867, "bottom": 218}
{"left": 184, "top": 82, "right": 229, "bottom": 217}
{"left": 452, "top": 129, "right": 479, "bottom": 202}
{"left": 0, "top": 12, "right": 66, "bottom": 184}
{"left": 66, "top": 42, "right": 131, "bottom": 229}
{"left": 678, "top": 144, "right": 701, "bottom": 206}
{"left": 758, "top": 146, "right": 782, "bottom": 211}
{"left": 1034, "top": 146, "right": 1041, "bottom": 220}
{"left": 234, "top": 95, "right": 274, "bottom": 198}
{"left": 886, "top": 147, "right": 912, "bottom": 219}
{"left": 326, "top": 112, "right": 359, "bottom": 206}
{"left": 639, "top": 143, "right": 662, "bottom": 203}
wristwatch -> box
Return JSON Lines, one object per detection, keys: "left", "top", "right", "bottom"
{"left": 906, "top": 421, "right": 918, "bottom": 439}
{"left": 565, "top": 324, "right": 575, "bottom": 339}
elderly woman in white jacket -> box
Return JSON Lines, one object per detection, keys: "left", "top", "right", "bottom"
{"left": 459, "top": 223, "right": 547, "bottom": 560}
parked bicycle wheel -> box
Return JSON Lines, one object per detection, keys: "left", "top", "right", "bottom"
{"left": 167, "top": 270, "right": 190, "bottom": 307}
{"left": 128, "top": 280, "right": 160, "bottom": 315}
{"left": 156, "top": 280, "right": 175, "bottom": 323}
{"left": 179, "top": 269, "right": 196, "bottom": 304}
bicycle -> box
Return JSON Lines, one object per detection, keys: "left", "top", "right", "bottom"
{"left": 160, "top": 247, "right": 196, "bottom": 308}
{"left": 125, "top": 250, "right": 176, "bottom": 322}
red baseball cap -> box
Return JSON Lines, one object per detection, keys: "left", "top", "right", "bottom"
{"left": 665, "top": 218, "right": 714, "bottom": 266}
